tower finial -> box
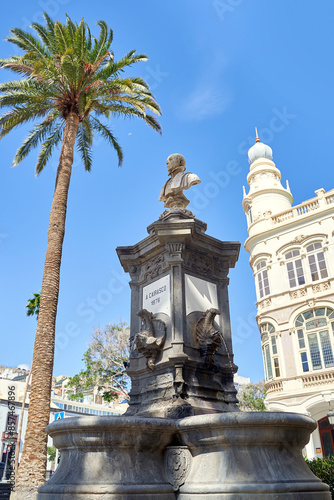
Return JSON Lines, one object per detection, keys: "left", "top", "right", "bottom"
{"left": 255, "top": 127, "right": 260, "bottom": 143}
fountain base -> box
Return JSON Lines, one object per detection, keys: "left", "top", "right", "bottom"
{"left": 37, "top": 412, "right": 330, "bottom": 499}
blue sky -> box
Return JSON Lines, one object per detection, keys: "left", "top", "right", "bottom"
{"left": 1, "top": 1, "right": 334, "bottom": 381}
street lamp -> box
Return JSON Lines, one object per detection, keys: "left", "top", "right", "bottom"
{"left": 327, "top": 411, "right": 334, "bottom": 426}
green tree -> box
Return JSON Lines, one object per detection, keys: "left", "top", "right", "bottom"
{"left": 237, "top": 381, "right": 267, "bottom": 412}
{"left": 1, "top": 14, "right": 161, "bottom": 499}
{"left": 46, "top": 446, "right": 56, "bottom": 463}
{"left": 306, "top": 457, "right": 334, "bottom": 498}
{"left": 25, "top": 292, "right": 40, "bottom": 318}
{"left": 66, "top": 322, "right": 130, "bottom": 403}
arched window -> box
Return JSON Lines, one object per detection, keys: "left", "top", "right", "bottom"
{"left": 306, "top": 242, "right": 328, "bottom": 282}
{"left": 261, "top": 323, "right": 280, "bottom": 381}
{"left": 295, "top": 307, "right": 334, "bottom": 372}
{"left": 285, "top": 249, "right": 305, "bottom": 288}
{"left": 256, "top": 261, "right": 270, "bottom": 299}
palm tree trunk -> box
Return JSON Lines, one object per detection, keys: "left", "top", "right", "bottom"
{"left": 13, "top": 112, "right": 80, "bottom": 500}
{"left": 14, "top": 371, "right": 31, "bottom": 476}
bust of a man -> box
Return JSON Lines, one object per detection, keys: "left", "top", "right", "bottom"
{"left": 159, "top": 154, "right": 201, "bottom": 209}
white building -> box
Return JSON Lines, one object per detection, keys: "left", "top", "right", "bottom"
{"left": 242, "top": 132, "right": 334, "bottom": 459}
{"left": 234, "top": 373, "right": 251, "bottom": 392}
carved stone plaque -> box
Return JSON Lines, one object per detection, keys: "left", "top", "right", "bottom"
{"left": 164, "top": 446, "right": 191, "bottom": 491}
{"left": 185, "top": 274, "right": 218, "bottom": 315}
{"left": 143, "top": 275, "right": 170, "bottom": 315}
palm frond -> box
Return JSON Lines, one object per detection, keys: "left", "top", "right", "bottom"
{"left": 76, "top": 119, "right": 93, "bottom": 171}
{"left": 7, "top": 28, "right": 48, "bottom": 59}
{"left": 31, "top": 22, "right": 55, "bottom": 53}
{"left": 65, "top": 15, "right": 77, "bottom": 44}
{"left": 91, "top": 20, "right": 112, "bottom": 64}
{"left": 54, "top": 21, "right": 71, "bottom": 53}
{"left": 74, "top": 18, "right": 86, "bottom": 61}
{"left": 35, "top": 123, "right": 63, "bottom": 174}
{"left": 1, "top": 62, "right": 34, "bottom": 78}
{"left": 12, "top": 112, "right": 61, "bottom": 166}
{"left": 0, "top": 104, "right": 52, "bottom": 138}
{"left": 90, "top": 116, "right": 123, "bottom": 166}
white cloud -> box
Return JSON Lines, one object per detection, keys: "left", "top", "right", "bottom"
{"left": 180, "top": 83, "right": 232, "bottom": 121}
{"left": 177, "top": 54, "right": 232, "bottom": 121}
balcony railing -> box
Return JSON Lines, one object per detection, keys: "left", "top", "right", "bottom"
{"left": 270, "top": 189, "right": 334, "bottom": 225}
{"left": 302, "top": 371, "right": 334, "bottom": 388}
{"left": 266, "top": 370, "right": 334, "bottom": 396}
{"left": 266, "top": 380, "right": 283, "bottom": 394}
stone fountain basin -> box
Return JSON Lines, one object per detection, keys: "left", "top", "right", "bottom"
{"left": 37, "top": 412, "right": 330, "bottom": 499}
{"left": 177, "top": 411, "right": 330, "bottom": 499}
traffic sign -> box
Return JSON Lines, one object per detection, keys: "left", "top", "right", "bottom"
{"left": 54, "top": 412, "right": 65, "bottom": 421}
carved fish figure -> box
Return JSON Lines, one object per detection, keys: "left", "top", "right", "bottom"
{"left": 134, "top": 309, "right": 166, "bottom": 370}
{"left": 194, "top": 308, "right": 222, "bottom": 367}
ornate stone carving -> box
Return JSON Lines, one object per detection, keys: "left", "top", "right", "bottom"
{"left": 259, "top": 298, "right": 271, "bottom": 309}
{"left": 188, "top": 251, "right": 213, "bottom": 275}
{"left": 159, "top": 207, "right": 194, "bottom": 220}
{"left": 312, "top": 281, "right": 331, "bottom": 293}
{"left": 291, "top": 234, "right": 307, "bottom": 243}
{"left": 194, "top": 308, "right": 222, "bottom": 367}
{"left": 164, "top": 446, "right": 191, "bottom": 491}
{"left": 159, "top": 153, "right": 201, "bottom": 209}
{"left": 289, "top": 289, "right": 307, "bottom": 299}
{"left": 133, "top": 309, "right": 166, "bottom": 371}
{"left": 166, "top": 242, "right": 184, "bottom": 255}
{"left": 144, "top": 254, "right": 168, "bottom": 280}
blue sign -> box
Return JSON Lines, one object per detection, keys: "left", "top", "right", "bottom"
{"left": 54, "top": 412, "right": 65, "bottom": 421}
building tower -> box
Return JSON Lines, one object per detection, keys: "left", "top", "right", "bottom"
{"left": 243, "top": 133, "right": 334, "bottom": 459}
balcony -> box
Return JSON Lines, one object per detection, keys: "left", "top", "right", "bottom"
{"left": 270, "top": 188, "right": 334, "bottom": 226}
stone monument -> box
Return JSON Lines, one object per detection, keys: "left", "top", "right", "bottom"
{"left": 37, "top": 154, "right": 330, "bottom": 499}
{"left": 117, "top": 153, "right": 239, "bottom": 418}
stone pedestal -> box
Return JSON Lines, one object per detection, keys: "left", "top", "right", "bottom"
{"left": 117, "top": 211, "right": 240, "bottom": 417}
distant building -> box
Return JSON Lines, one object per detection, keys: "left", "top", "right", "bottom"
{"left": 234, "top": 373, "right": 251, "bottom": 392}
{"left": 242, "top": 133, "right": 334, "bottom": 459}
{"left": 0, "top": 369, "right": 128, "bottom": 475}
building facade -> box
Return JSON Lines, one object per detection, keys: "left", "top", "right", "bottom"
{"left": 242, "top": 134, "right": 334, "bottom": 459}
{"left": 0, "top": 370, "right": 128, "bottom": 477}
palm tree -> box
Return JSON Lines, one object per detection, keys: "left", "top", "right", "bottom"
{"left": 0, "top": 13, "right": 161, "bottom": 499}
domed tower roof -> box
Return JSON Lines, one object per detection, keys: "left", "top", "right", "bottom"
{"left": 248, "top": 129, "right": 273, "bottom": 165}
